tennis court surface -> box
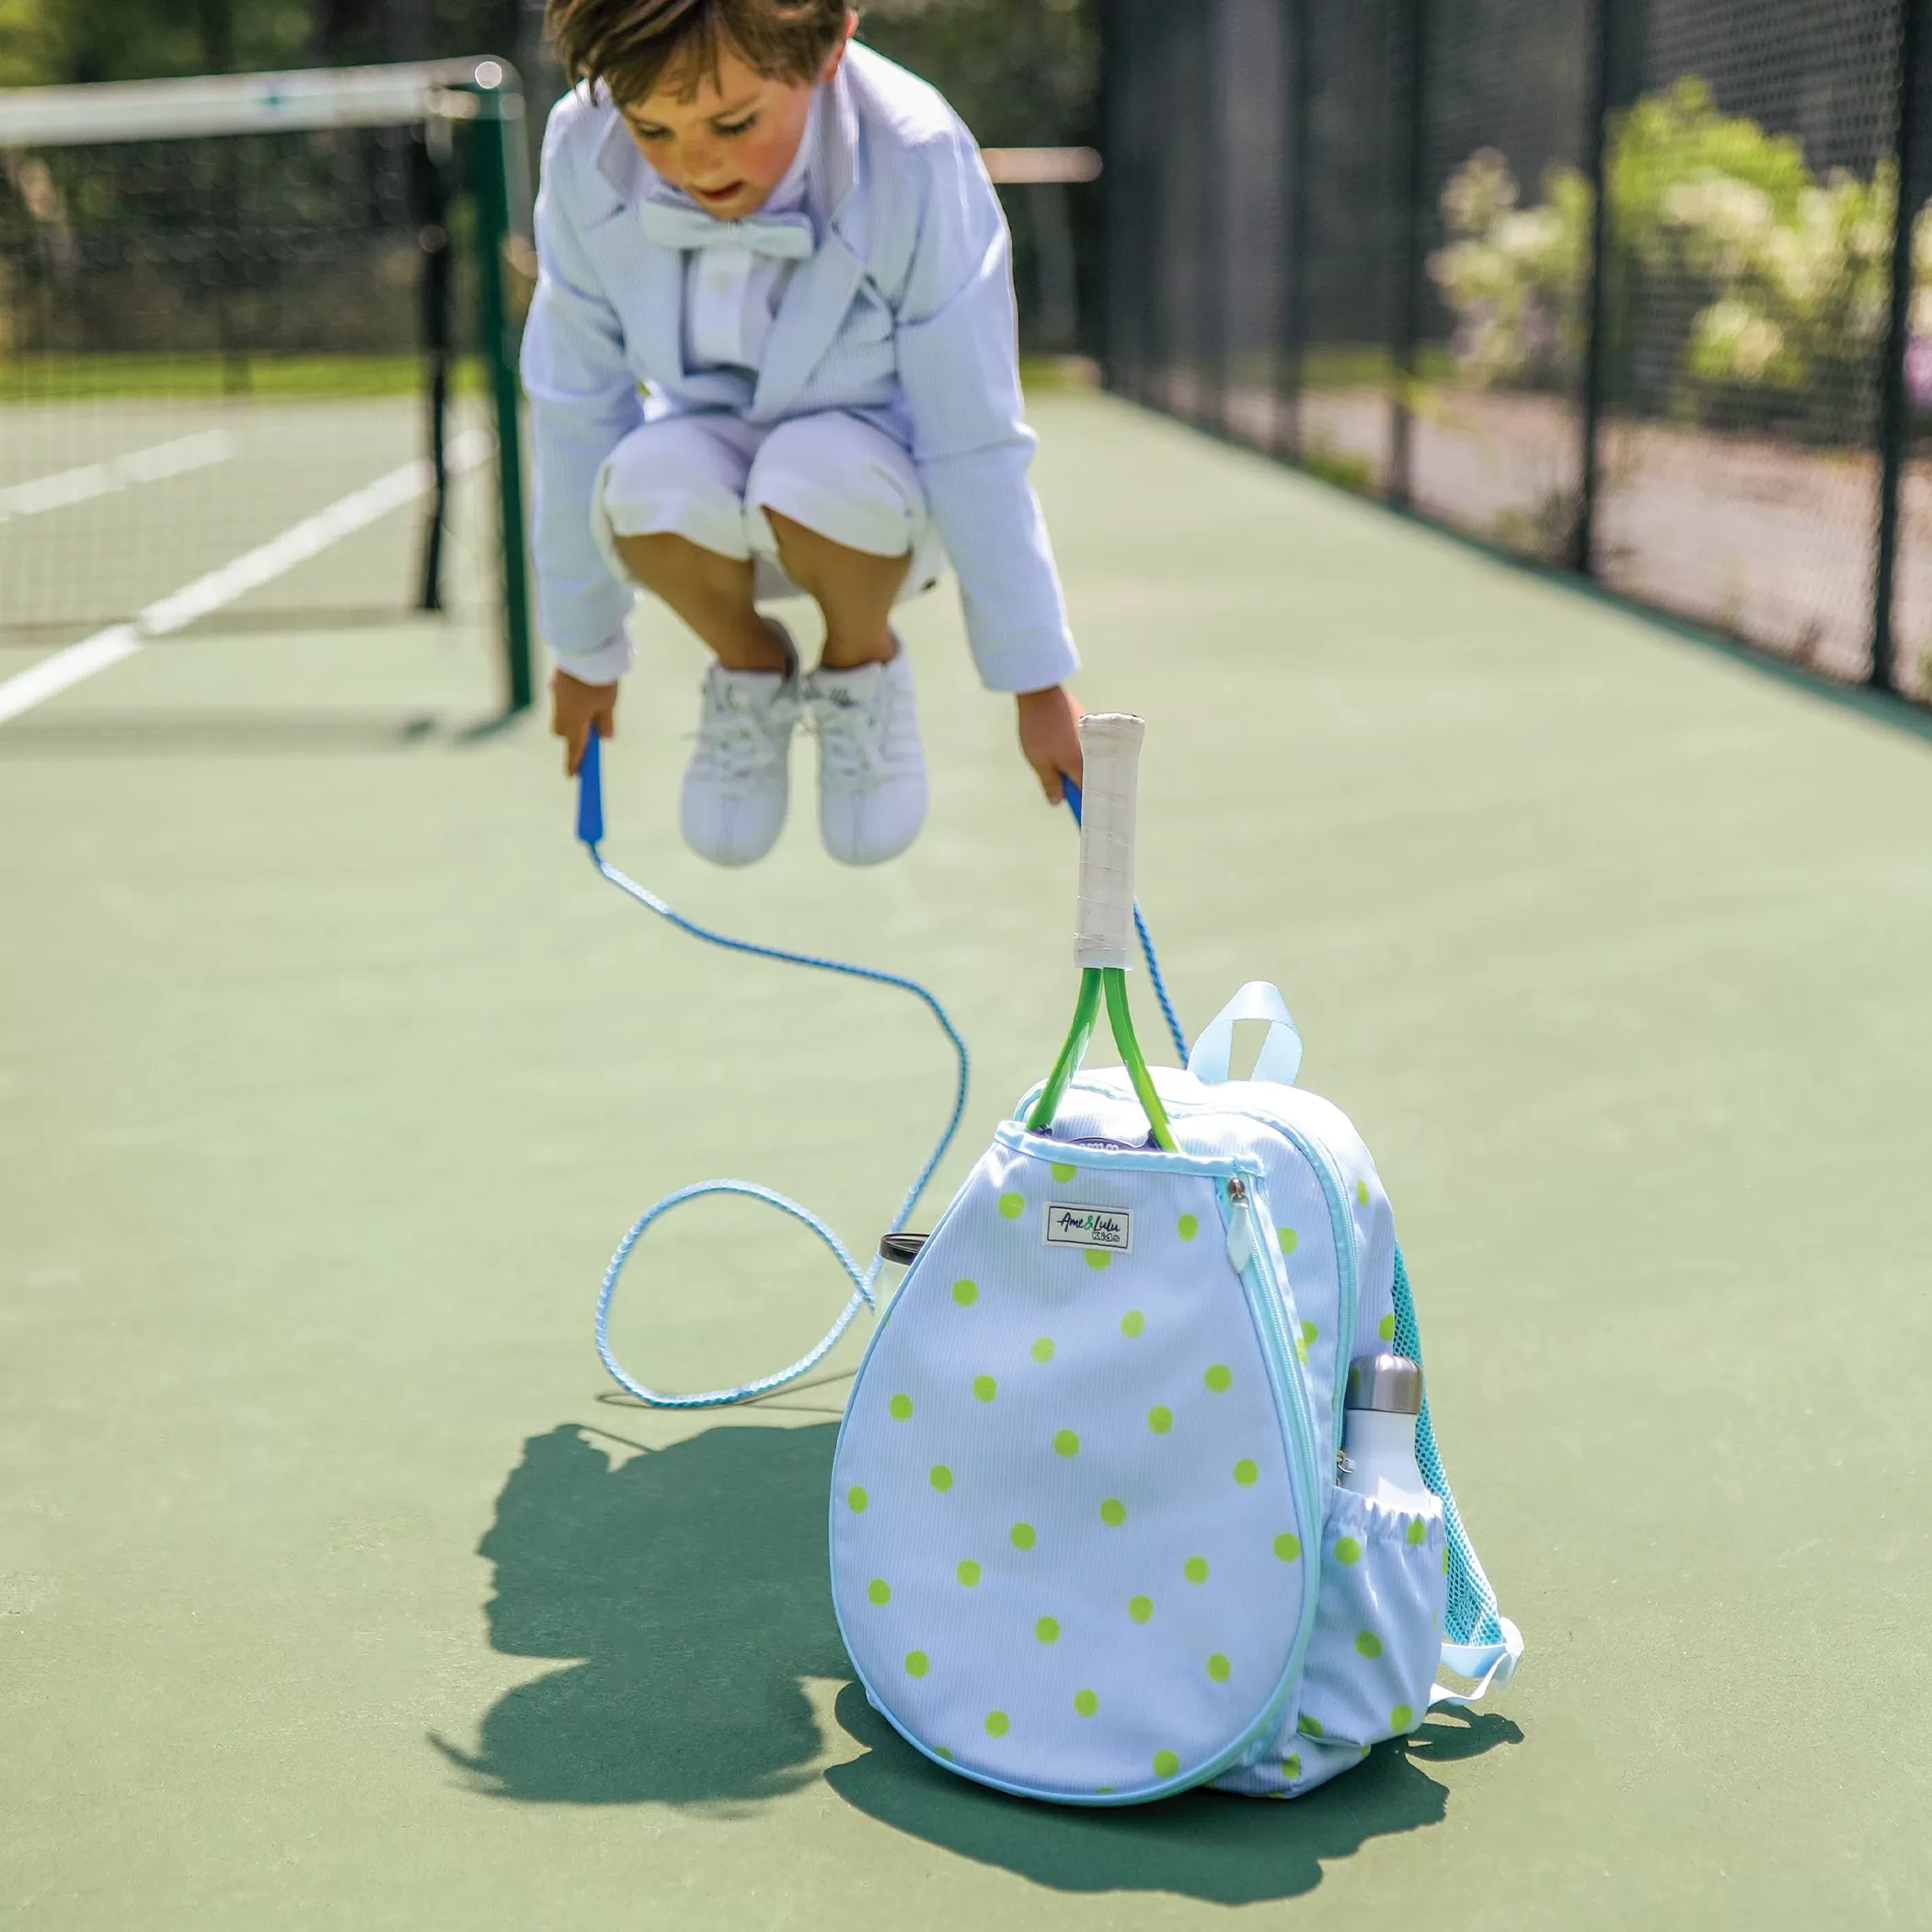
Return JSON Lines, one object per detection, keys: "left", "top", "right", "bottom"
{"left": 5, "top": 390, "right": 1929, "bottom": 1928}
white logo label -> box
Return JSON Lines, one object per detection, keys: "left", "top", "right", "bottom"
{"left": 1043, "top": 1203, "right": 1133, "bottom": 1253}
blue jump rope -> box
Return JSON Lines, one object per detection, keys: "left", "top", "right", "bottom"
{"left": 575, "top": 729, "right": 1187, "bottom": 1409}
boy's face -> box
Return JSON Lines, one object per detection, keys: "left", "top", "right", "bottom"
{"left": 619, "top": 23, "right": 853, "bottom": 223}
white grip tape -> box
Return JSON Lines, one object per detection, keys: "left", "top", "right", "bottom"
{"left": 1074, "top": 712, "right": 1144, "bottom": 970}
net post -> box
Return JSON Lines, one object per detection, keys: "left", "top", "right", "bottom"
{"left": 1387, "top": 0, "right": 1426, "bottom": 512}
{"left": 1276, "top": 0, "right": 1311, "bottom": 462}
{"left": 1574, "top": 0, "right": 1617, "bottom": 578}
{"left": 413, "top": 121, "right": 455, "bottom": 614}
{"left": 467, "top": 62, "right": 535, "bottom": 715}
{"left": 1875, "top": 0, "right": 1928, "bottom": 694}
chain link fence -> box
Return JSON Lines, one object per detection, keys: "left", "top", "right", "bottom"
{"left": 1104, "top": 0, "right": 1932, "bottom": 702}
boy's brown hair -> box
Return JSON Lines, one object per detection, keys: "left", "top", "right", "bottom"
{"left": 546, "top": 0, "right": 854, "bottom": 108}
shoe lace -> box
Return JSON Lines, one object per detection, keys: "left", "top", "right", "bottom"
{"left": 690, "top": 686, "right": 791, "bottom": 785}
{"left": 808, "top": 683, "right": 888, "bottom": 788}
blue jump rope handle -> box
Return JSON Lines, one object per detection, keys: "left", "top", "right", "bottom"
{"left": 576, "top": 729, "right": 605, "bottom": 846}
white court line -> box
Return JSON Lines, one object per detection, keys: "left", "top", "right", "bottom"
{"left": 0, "top": 431, "right": 235, "bottom": 523}
{"left": 0, "top": 427, "right": 491, "bottom": 728}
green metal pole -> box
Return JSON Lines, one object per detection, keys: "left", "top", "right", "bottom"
{"left": 469, "top": 67, "right": 535, "bottom": 715}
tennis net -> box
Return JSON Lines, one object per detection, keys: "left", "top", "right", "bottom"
{"left": 0, "top": 58, "right": 535, "bottom": 710}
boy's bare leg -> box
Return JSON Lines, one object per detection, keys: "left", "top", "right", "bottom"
{"left": 612, "top": 531, "right": 789, "bottom": 672}
{"left": 764, "top": 509, "right": 910, "bottom": 668}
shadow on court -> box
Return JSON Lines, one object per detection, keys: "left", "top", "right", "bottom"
{"left": 434, "top": 1421, "right": 849, "bottom": 1804}
{"left": 442, "top": 1421, "right": 1521, "bottom": 1902}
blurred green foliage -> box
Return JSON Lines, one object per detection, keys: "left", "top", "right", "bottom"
{"left": 857, "top": 0, "right": 1097, "bottom": 146}
{"left": 1429, "top": 77, "right": 1923, "bottom": 428}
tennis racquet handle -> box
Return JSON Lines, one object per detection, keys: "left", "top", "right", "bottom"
{"left": 1074, "top": 712, "right": 1144, "bottom": 970}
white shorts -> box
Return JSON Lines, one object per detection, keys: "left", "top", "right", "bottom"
{"left": 592, "top": 409, "right": 947, "bottom": 606}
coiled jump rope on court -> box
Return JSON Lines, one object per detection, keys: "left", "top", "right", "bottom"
{"left": 575, "top": 729, "right": 1186, "bottom": 1409}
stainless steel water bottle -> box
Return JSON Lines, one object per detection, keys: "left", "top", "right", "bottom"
{"left": 1338, "top": 1351, "right": 1433, "bottom": 1512}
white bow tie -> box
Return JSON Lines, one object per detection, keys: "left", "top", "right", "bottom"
{"left": 638, "top": 201, "right": 816, "bottom": 261}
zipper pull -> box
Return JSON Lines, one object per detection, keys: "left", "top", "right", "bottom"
{"left": 1225, "top": 1176, "right": 1257, "bottom": 1271}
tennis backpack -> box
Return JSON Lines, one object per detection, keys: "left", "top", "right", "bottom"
{"left": 828, "top": 717, "right": 1521, "bottom": 1806}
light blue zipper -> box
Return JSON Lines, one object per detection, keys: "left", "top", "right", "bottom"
{"left": 1113, "top": 1090, "right": 1364, "bottom": 1462}
{"left": 1214, "top": 1172, "right": 1325, "bottom": 1772}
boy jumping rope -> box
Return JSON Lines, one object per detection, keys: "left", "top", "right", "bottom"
{"left": 528, "top": 0, "right": 1086, "bottom": 866}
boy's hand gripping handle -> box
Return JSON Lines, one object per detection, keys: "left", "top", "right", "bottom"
{"left": 576, "top": 727, "right": 605, "bottom": 847}
{"left": 1073, "top": 713, "right": 1144, "bottom": 970}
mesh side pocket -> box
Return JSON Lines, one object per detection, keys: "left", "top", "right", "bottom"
{"left": 1296, "top": 1486, "right": 1445, "bottom": 1747}
{"left": 1215, "top": 1484, "right": 1447, "bottom": 1800}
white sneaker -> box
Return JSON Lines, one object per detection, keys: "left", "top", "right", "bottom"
{"left": 679, "top": 651, "right": 801, "bottom": 867}
{"left": 804, "top": 648, "right": 929, "bottom": 866}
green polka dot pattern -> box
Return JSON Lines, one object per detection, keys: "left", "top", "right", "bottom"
{"left": 1406, "top": 1517, "right": 1427, "bottom": 1546}
{"left": 830, "top": 1145, "right": 1328, "bottom": 1801}
{"left": 1390, "top": 1704, "right": 1413, "bottom": 1732}
{"left": 1356, "top": 1180, "right": 1370, "bottom": 1205}
{"left": 1282, "top": 1753, "right": 1300, "bottom": 1780}
{"left": 1334, "top": 1536, "right": 1362, "bottom": 1566}
{"left": 1377, "top": 1313, "right": 1396, "bottom": 1341}
{"left": 1299, "top": 1715, "right": 1324, "bottom": 1737}
{"left": 1355, "top": 1630, "right": 1382, "bottom": 1659}
{"left": 1278, "top": 1226, "right": 1298, "bottom": 1254}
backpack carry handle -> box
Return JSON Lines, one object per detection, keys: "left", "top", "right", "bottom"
{"left": 1188, "top": 981, "right": 1304, "bottom": 1087}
